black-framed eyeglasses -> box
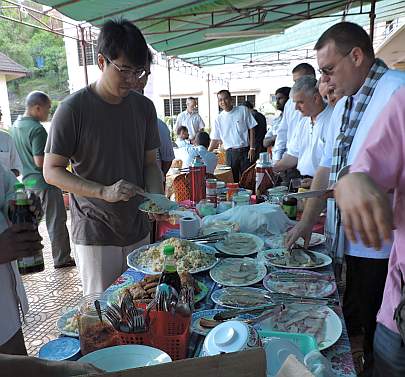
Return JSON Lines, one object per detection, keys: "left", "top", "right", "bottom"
{"left": 318, "top": 48, "right": 353, "bottom": 76}
{"left": 103, "top": 55, "right": 146, "bottom": 80}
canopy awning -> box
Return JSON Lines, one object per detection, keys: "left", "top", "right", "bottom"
{"left": 35, "top": 0, "right": 376, "bottom": 56}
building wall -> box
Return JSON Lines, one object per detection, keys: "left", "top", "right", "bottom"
{"left": 0, "top": 75, "right": 12, "bottom": 129}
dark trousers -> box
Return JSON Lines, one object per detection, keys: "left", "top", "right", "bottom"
{"left": 343, "top": 255, "right": 388, "bottom": 375}
{"left": 226, "top": 147, "right": 251, "bottom": 182}
{"left": 373, "top": 323, "right": 405, "bottom": 377}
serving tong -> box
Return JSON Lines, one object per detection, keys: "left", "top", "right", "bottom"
{"left": 186, "top": 231, "right": 228, "bottom": 243}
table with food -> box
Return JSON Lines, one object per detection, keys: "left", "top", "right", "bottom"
{"left": 54, "top": 211, "right": 356, "bottom": 376}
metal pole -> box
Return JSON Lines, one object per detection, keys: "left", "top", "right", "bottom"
{"left": 369, "top": 0, "right": 376, "bottom": 44}
{"left": 207, "top": 73, "right": 211, "bottom": 129}
{"left": 79, "top": 26, "right": 89, "bottom": 86}
{"left": 167, "top": 58, "right": 174, "bottom": 135}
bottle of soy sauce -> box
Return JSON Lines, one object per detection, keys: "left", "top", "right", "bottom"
{"left": 159, "top": 245, "right": 181, "bottom": 295}
{"left": 12, "top": 183, "right": 45, "bottom": 274}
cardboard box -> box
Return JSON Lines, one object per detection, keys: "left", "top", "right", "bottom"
{"left": 94, "top": 348, "right": 266, "bottom": 377}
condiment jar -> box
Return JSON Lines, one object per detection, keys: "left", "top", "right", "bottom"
{"left": 266, "top": 186, "right": 288, "bottom": 205}
{"left": 232, "top": 192, "right": 250, "bottom": 207}
{"left": 282, "top": 195, "right": 297, "bottom": 220}
{"left": 206, "top": 179, "right": 217, "bottom": 205}
{"left": 226, "top": 183, "right": 239, "bottom": 201}
{"left": 78, "top": 293, "right": 117, "bottom": 355}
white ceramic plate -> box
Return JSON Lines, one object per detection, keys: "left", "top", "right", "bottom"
{"left": 57, "top": 308, "right": 79, "bottom": 338}
{"left": 296, "top": 233, "right": 326, "bottom": 248}
{"left": 263, "top": 270, "right": 336, "bottom": 298}
{"left": 79, "top": 345, "right": 171, "bottom": 372}
{"left": 259, "top": 248, "right": 332, "bottom": 269}
{"left": 215, "top": 233, "right": 264, "bottom": 256}
{"left": 258, "top": 304, "right": 342, "bottom": 350}
{"left": 191, "top": 309, "right": 253, "bottom": 336}
{"left": 138, "top": 199, "right": 178, "bottom": 215}
{"left": 209, "top": 258, "right": 267, "bottom": 287}
{"left": 201, "top": 221, "right": 239, "bottom": 236}
{"left": 211, "top": 287, "right": 270, "bottom": 309}
{"left": 127, "top": 243, "right": 219, "bottom": 275}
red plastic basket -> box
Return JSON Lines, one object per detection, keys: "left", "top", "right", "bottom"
{"left": 116, "top": 310, "right": 191, "bottom": 360}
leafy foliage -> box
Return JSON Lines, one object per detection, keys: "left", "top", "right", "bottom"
{"left": 0, "top": 2, "right": 69, "bottom": 117}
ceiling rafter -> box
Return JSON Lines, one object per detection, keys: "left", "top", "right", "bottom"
{"left": 161, "top": 0, "right": 364, "bottom": 54}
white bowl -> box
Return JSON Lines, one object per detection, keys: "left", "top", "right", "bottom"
{"left": 202, "top": 321, "right": 261, "bottom": 356}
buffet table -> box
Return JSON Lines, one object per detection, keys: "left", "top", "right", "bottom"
{"left": 104, "top": 241, "right": 356, "bottom": 377}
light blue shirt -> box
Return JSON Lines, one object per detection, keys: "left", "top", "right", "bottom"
{"left": 183, "top": 145, "right": 218, "bottom": 174}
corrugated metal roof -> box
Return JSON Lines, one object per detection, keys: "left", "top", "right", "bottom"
{"left": 34, "top": 0, "right": 376, "bottom": 56}
{"left": 0, "top": 52, "right": 29, "bottom": 75}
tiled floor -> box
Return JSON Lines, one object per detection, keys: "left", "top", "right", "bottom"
{"left": 21, "top": 211, "right": 82, "bottom": 356}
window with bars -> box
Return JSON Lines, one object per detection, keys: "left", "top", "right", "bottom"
{"left": 163, "top": 97, "right": 199, "bottom": 117}
{"left": 77, "top": 40, "right": 97, "bottom": 66}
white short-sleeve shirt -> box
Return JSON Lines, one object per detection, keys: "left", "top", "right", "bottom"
{"left": 272, "top": 99, "right": 303, "bottom": 161}
{"left": 320, "top": 69, "right": 405, "bottom": 259}
{"left": 175, "top": 111, "right": 205, "bottom": 139}
{"left": 210, "top": 106, "right": 257, "bottom": 150}
{"left": 0, "top": 130, "right": 22, "bottom": 173}
{"left": 287, "top": 105, "right": 333, "bottom": 177}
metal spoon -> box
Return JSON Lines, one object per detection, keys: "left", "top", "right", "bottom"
{"left": 94, "top": 300, "right": 103, "bottom": 323}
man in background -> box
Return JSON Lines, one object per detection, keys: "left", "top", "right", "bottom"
{"left": 273, "top": 76, "right": 333, "bottom": 186}
{"left": 263, "top": 87, "right": 291, "bottom": 148}
{"left": 272, "top": 64, "right": 316, "bottom": 186}
{"left": 0, "top": 108, "right": 22, "bottom": 176}
{"left": 11, "top": 91, "right": 74, "bottom": 269}
{"left": 209, "top": 89, "right": 256, "bottom": 182}
{"left": 242, "top": 100, "right": 267, "bottom": 160}
{"left": 175, "top": 97, "right": 205, "bottom": 142}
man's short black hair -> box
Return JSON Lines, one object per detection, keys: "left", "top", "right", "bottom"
{"left": 147, "top": 48, "right": 154, "bottom": 65}
{"left": 314, "top": 22, "right": 374, "bottom": 60}
{"left": 275, "top": 87, "right": 291, "bottom": 98}
{"left": 217, "top": 89, "right": 231, "bottom": 98}
{"left": 25, "top": 91, "right": 50, "bottom": 108}
{"left": 195, "top": 131, "right": 210, "bottom": 149}
{"left": 292, "top": 63, "right": 315, "bottom": 77}
{"left": 177, "top": 126, "right": 188, "bottom": 135}
{"left": 242, "top": 101, "right": 254, "bottom": 110}
{"left": 97, "top": 19, "right": 148, "bottom": 67}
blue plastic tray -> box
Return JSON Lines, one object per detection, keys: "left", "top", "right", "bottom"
{"left": 258, "top": 330, "right": 318, "bottom": 356}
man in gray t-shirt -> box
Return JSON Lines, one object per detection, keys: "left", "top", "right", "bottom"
{"left": 44, "top": 20, "right": 163, "bottom": 295}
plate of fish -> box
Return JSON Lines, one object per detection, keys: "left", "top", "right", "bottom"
{"left": 263, "top": 270, "right": 336, "bottom": 298}
{"left": 209, "top": 257, "right": 267, "bottom": 287}
{"left": 258, "top": 303, "right": 342, "bottom": 350}
{"left": 215, "top": 233, "right": 264, "bottom": 256}
{"left": 258, "top": 248, "right": 332, "bottom": 269}
{"left": 295, "top": 233, "right": 326, "bottom": 248}
{"left": 211, "top": 287, "right": 270, "bottom": 309}
{"left": 191, "top": 309, "right": 254, "bottom": 336}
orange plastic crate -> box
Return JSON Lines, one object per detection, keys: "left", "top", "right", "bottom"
{"left": 116, "top": 310, "right": 191, "bottom": 360}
